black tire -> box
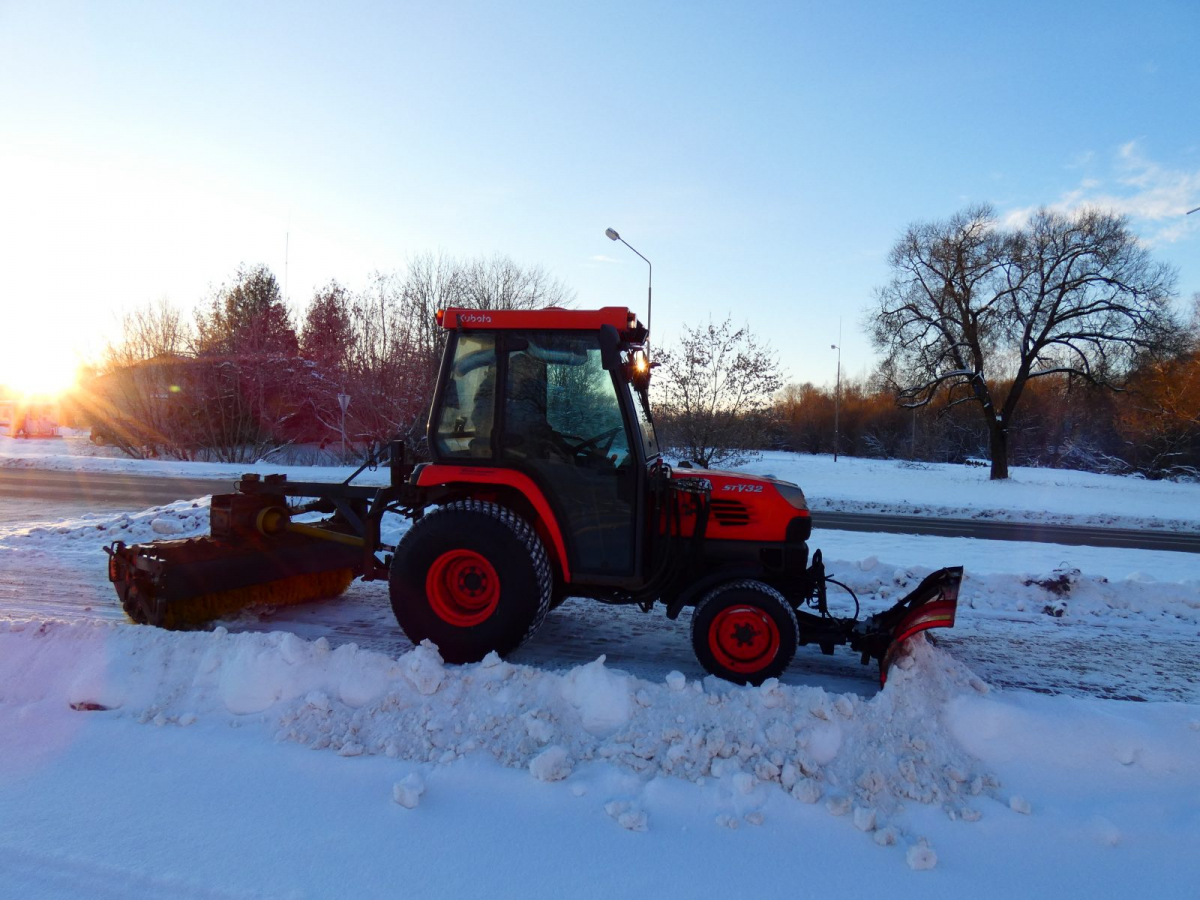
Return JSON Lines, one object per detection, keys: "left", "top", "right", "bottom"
{"left": 389, "top": 500, "right": 552, "bottom": 664}
{"left": 690, "top": 580, "right": 799, "bottom": 685}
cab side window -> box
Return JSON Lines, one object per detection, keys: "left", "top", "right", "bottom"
{"left": 502, "top": 333, "right": 630, "bottom": 466}
{"left": 434, "top": 334, "right": 497, "bottom": 459}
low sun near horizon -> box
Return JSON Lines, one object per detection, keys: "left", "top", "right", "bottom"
{"left": 0, "top": 343, "right": 83, "bottom": 400}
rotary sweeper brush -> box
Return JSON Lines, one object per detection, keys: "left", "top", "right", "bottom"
{"left": 107, "top": 306, "right": 963, "bottom": 686}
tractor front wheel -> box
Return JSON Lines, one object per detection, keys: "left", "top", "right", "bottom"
{"left": 389, "top": 500, "right": 552, "bottom": 664}
{"left": 690, "top": 580, "right": 798, "bottom": 685}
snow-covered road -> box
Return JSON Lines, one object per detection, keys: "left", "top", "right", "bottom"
{"left": 3, "top": 494, "right": 1197, "bottom": 704}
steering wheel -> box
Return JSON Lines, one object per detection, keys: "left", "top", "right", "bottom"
{"left": 557, "top": 425, "right": 623, "bottom": 460}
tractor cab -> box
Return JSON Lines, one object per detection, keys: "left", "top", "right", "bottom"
{"left": 427, "top": 307, "right": 656, "bottom": 584}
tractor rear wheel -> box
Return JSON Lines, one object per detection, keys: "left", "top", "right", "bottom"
{"left": 690, "top": 580, "right": 798, "bottom": 685}
{"left": 389, "top": 500, "right": 552, "bottom": 664}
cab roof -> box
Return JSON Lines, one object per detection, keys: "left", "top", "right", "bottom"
{"left": 438, "top": 306, "right": 638, "bottom": 333}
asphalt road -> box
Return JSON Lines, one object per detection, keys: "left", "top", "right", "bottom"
{"left": 2, "top": 468, "right": 1197, "bottom": 553}
{"left": 813, "top": 510, "right": 1200, "bottom": 553}
{"left": 0, "top": 468, "right": 236, "bottom": 508}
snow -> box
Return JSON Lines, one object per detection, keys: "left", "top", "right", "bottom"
{"left": 743, "top": 452, "right": 1200, "bottom": 532}
{"left": 3, "top": 441, "right": 1200, "bottom": 895}
{"left": 2, "top": 616, "right": 1199, "bottom": 896}
{"left": 392, "top": 773, "right": 426, "bottom": 808}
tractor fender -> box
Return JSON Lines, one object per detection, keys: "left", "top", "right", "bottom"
{"left": 416, "top": 464, "right": 571, "bottom": 582}
{"left": 665, "top": 566, "right": 762, "bottom": 620}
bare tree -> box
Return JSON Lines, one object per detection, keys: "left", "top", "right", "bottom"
{"left": 460, "top": 254, "right": 575, "bottom": 311}
{"left": 870, "top": 205, "right": 1178, "bottom": 479}
{"left": 653, "top": 318, "right": 782, "bottom": 468}
{"left": 327, "top": 253, "right": 575, "bottom": 458}
{"left": 78, "top": 300, "right": 195, "bottom": 458}
{"left": 339, "top": 271, "right": 432, "bottom": 455}
{"left": 104, "top": 299, "right": 190, "bottom": 367}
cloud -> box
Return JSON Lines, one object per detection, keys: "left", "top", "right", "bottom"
{"left": 589, "top": 255, "right": 620, "bottom": 263}
{"left": 1002, "top": 142, "right": 1200, "bottom": 245}
{"left": 1066, "top": 150, "right": 1095, "bottom": 169}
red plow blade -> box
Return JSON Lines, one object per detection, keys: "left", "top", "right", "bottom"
{"left": 855, "top": 566, "right": 964, "bottom": 686}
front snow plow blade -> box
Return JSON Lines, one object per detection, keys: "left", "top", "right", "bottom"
{"left": 856, "top": 566, "right": 964, "bottom": 686}
{"left": 106, "top": 487, "right": 369, "bottom": 629}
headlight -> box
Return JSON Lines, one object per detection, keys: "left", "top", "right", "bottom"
{"left": 774, "top": 482, "right": 808, "bottom": 511}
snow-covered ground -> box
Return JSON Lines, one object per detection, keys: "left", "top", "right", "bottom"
{"left": 2, "top": 436, "right": 1200, "bottom": 897}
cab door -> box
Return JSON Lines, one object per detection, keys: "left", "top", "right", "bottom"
{"left": 499, "top": 331, "right": 639, "bottom": 579}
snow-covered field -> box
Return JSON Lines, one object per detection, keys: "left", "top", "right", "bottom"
{"left": 2, "top": 435, "right": 1199, "bottom": 897}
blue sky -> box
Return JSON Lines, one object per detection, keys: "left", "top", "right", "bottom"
{"left": 1, "top": 0, "right": 1197, "bottom": 392}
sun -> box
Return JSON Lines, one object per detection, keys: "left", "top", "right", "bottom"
{"left": 0, "top": 343, "right": 82, "bottom": 400}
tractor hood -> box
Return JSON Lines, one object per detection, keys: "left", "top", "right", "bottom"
{"left": 670, "top": 466, "right": 809, "bottom": 513}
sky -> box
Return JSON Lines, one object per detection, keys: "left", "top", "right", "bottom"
{"left": 1, "top": 0, "right": 1198, "bottom": 395}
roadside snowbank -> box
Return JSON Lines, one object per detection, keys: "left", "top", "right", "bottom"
{"left": 3, "top": 616, "right": 1198, "bottom": 888}
{"left": 0, "top": 618, "right": 1001, "bottom": 856}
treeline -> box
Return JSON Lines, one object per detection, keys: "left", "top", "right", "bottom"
{"left": 867, "top": 205, "right": 1184, "bottom": 480}
{"left": 82, "top": 264, "right": 1200, "bottom": 478}
{"left": 79, "top": 255, "right": 572, "bottom": 462}
{"left": 772, "top": 330, "right": 1200, "bottom": 480}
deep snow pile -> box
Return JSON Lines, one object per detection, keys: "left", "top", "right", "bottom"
{"left": 0, "top": 617, "right": 1000, "bottom": 862}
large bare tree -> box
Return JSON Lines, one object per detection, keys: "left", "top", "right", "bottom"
{"left": 870, "top": 204, "right": 1178, "bottom": 479}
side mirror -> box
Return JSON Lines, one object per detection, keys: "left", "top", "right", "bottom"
{"left": 599, "top": 325, "right": 621, "bottom": 371}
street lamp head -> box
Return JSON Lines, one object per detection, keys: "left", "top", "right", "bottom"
{"left": 603, "top": 225, "right": 652, "bottom": 344}
{"left": 831, "top": 344, "right": 837, "bottom": 350}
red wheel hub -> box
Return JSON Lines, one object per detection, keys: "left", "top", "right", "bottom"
{"left": 425, "top": 549, "right": 501, "bottom": 627}
{"left": 708, "top": 605, "right": 780, "bottom": 674}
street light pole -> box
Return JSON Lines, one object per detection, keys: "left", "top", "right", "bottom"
{"left": 831, "top": 324, "right": 841, "bottom": 463}
{"left": 605, "top": 227, "right": 652, "bottom": 345}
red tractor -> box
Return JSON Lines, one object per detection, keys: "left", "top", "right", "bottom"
{"left": 108, "top": 306, "right": 961, "bottom": 686}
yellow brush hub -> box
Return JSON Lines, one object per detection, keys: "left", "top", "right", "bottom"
{"left": 159, "top": 567, "right": 356, "bottom": 630}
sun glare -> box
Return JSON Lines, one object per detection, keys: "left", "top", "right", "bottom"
{"left": 0, "top": 344, "right": 81, "bottom": 400}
